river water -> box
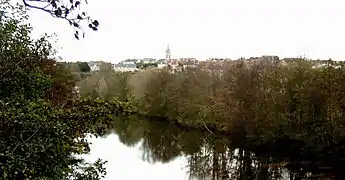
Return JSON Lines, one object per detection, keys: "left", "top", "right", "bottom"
{"left": 83, "top": 133, "right": 191, "bottom": 180}
{"left": 81, "top": 115, "right": 343, "bottom": 180}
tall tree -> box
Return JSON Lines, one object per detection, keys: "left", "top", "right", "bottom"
{"left": 0, "top": 2, "right": 117, "bottom": 178}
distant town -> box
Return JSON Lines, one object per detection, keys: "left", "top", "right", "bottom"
{"left": 87, "top": 45, "right": 200, "bottom": 73}
{"left": 63, "top": 45, "right": 345, "bottom": 74}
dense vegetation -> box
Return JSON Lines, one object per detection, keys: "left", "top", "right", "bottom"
{"left": 3, "top": 1, "right": 345, "bottom": 179}
{"left": 80, "top": 58, "right": 345, "bottom": 178}
{"left": 0, "top": 2, "right": 122, "bottom": 179}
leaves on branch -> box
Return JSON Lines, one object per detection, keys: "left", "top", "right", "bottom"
{"left": 75, "top": 1, "right": 81, "bottom": 7}
{"left": 0, "top": 2, "right": 114, "bottom": 178}
{"left": 22, "top": 0, "right": 99, "bottom": 39}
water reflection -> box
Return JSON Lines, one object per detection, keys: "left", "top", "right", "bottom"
{"left": 83, "top": 133, "right": 191, "bottom": 180}
{"left": 85, "top": 115, "right": 345, "bottom": 180}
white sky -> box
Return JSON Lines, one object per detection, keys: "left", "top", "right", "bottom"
{"left": 27, "top": 0, "right": 345, "bottom": 63}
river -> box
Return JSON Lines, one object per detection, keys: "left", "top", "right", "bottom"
{"left": 81, "top": 114, "right": 342, "bottom": 180}
{"left": 83, "top": 133, "right": 191, "bottom": 180}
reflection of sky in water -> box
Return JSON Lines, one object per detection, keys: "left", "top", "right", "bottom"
{"left": 82, "top": 133, "right": 191, "bottom": 180}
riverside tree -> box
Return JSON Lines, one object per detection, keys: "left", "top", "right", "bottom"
{"left": 0, "top": 2, "right": 118, "bottom": 179}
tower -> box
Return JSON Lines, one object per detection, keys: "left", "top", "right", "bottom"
{"left": 165, "top": 45, "right": 171, "bottom": 62}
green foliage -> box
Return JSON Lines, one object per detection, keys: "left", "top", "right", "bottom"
{"left": 136, "top": 62, "right": 158, "bottom": 69}
{"left": 43, "top": 61, "right": 79, "bottom": 105}
{"left": 103, "top": 59, "right": 345, "bottom": 179}
{"left": 88, "top": 57, "right": 345, "bottom": 157}
{"left": 128, "top": 68, "right": 219, "bottom": 128}
{"left": 0, "top": 2, "right": 51, "bottom": 102}
{"left": 60, "top": 62, "right": 81, "bottom": 72}
{"left": 78, "top": 73, "right": 103, "bottom": 97}
{"left": 0, "top": 98, "right": 116, "bottom": 179}
{"left": 77, "top": 62, "right": 91, "bottom": 72}
{"left": 79, "top": 70, "right": 134, "bottom": 103}
{"left": 0, "top": 2, "right": 117, "bottom": 179}
{"left": 104, "top": 72, "right": 132, "bottom": 102}
{"left": 99, "top": 62, "right": 112, "bottom": 74}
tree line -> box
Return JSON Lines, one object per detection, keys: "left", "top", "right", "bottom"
{"left": 79, "top": 57, "right": 345, "bottom": 170}
{"left": 14, "top": 0, "right": 345, "bottom": 178}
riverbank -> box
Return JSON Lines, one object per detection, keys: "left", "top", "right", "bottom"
{"left": 79, "top": 58, "right": 345, "bottom": 179}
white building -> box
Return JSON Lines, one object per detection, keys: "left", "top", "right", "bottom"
{"left": 113, "top": 63, "right": 138, "bottom": 72}
{"left": 158, "top": 63, "right": 168, "bottom": 69}
{"left": 183, "top": 64, "right": 197, "bottom": 69}
{"left": 157, "top": 59, "right": 168, "bottom": 69}
{"left": 87, "top": 61, "right": 101, "bottom": 72}
{"left": 141, "top": 58, "right": 156, "bottom": 64}
{"left": 123, "top": 59, "right": 138, "bottom": 65}
{"left": 312, "top": 64, "right": 341, "bottom": 69}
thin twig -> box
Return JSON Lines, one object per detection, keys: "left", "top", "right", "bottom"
{"left": 0, "top": 61, "right": 22, "bottom": 79}
{"left": 43, "top": 2, "right": 52, "bottom": 9}
{"left": 202, "top": 120, "right": 214, "bottom": 135}
{"left": 11, "top": 128, "right": 39, "bottom": 154}
{"left": 22, "top": 0, "right": 52, "bottom": 14}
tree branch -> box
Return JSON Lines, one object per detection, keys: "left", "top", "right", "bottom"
{"left": 11, "top": 128, "right": 39, "bottom": 154}
{"left": 22, "top": 0, "right": 52, "bottom": 14}
{"left": 202, "top": 120, "right": 214, "bottom": 135}
{"left": 21, "top": 0, "right": 100, "bottom": 39}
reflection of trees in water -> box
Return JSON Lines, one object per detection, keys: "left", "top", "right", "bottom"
{"left": 111, "top": 115, "right": 342, "bottom": 180}
{"left": 140, "top": 119, "right": 205, "bottom": 164}
{"left": 140, "top": 125, "right": 183, "bottom": 163}
{"left": 111, "top": 115, "right": 144, "bottom": 147}
{"left": 186, "top": 140, "right": 286, "bottom": 180}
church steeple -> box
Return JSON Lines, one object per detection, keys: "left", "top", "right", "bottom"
{"left": 165, "top": 45, "right": 171, "bottom": 61}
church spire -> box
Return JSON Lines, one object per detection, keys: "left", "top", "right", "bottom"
{"left": 165, "top": 45, "right": 171, "bottom": 61}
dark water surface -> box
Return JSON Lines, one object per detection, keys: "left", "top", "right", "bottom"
{"left": 82, "top": 115, "right": 342, "bottom": 180}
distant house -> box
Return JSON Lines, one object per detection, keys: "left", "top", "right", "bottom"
{"left": 183, "top": 64, "right": 197, "bottom": 69}
{"left": 259, "top": 55, "right": 280, "bottom": 61}
{"left": 111, "top": 59, "right": 139, "bottom": 72}
{"left": 158, "top": 64, "right": 168, "bottom": 69}
{"left": 312, "top": 63, "right": 341, "bottom": 69}
{"left": 141, "top": 58, "right": 156, "bottom": 64}
{"left": 87, "top": 61, "right": 102, "bottom": 72}
{"left": 123, "top": 59, "right": 138, "bottom": 64}
{"left": 111, "top": 63, "right": 116, "bottom": 70}
{"left": 180, "top": 58, "right": 197, "bottom": 63}
{"left": 207, "top": 58, "right": 231, "bottom": 62}
{"left": 180, "top": 58, "right": 198, "bottom": 69}
{"left": 168, "top": 59, "right": 182, "bottom": 73}
{"left": 157, "top": 59, "right": 168, "bottom": 69}
{"left": 113, "top": 63, "right": 138, "bottom": 72}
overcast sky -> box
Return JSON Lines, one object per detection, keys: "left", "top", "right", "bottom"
{"left": 27, "top": 0, "right": 345, "bottom": 63}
